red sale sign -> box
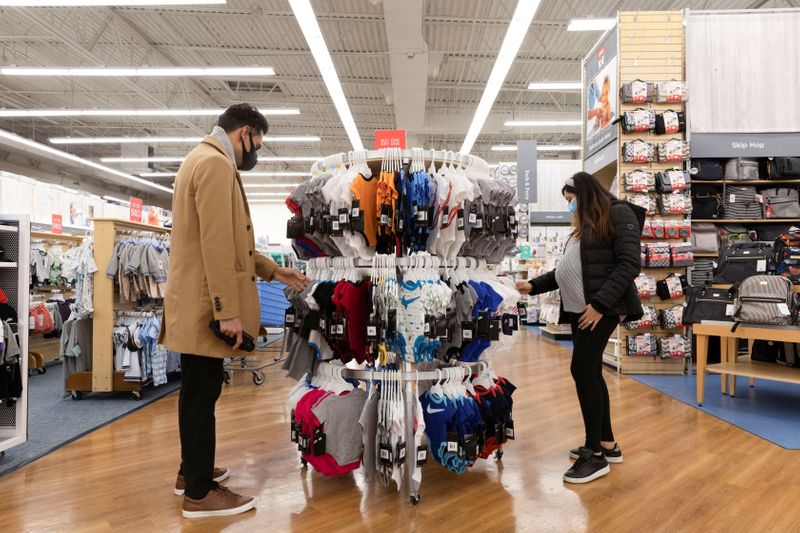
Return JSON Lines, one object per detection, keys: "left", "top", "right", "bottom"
{"left": 129, "top": 196, "right": 143, "bottom": 223}
{"left": 51, "top": 214, "right": 63, "bottom": 234}
{"left": 374, "top": 129, "right": 406, "bottom": 150}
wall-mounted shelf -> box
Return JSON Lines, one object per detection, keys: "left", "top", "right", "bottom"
{"left": 0, "top": 224, "right": 18, "bottom": 233}
{"left": 693, "top": 252, "right": 719, "bottom": 257}
{"left": 693, "top": 179, "right": 800, "bottom": 185}
{"left": 692, "top": 219, "right": 800, "bottom": 224}
{"left": 0, "top": 262, "right": 18, "bottom": 268}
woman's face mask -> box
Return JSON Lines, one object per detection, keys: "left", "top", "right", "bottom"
{"left": 567, "top": 198, "right": 577, "bottom": 214}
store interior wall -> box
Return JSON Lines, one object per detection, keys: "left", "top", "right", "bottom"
{"left": 250, "top": 204, "right": 291, "bottom": 246}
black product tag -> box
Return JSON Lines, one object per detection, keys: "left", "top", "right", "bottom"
{"left": 447, "top": 432, "right": 460, "bottom": 454}
{"left": 387, "top": 309, "right": 397, "bottom": 337}
{"left": 489, "top": 318, "right": 501, "bottom": 341}
{"left": 312, "top": 428, "right": 326, "bottom": 455}
{"left": 517, "top": 302, "right": 528, "bottom": 319}
{"left": 468, "top": 210, "right": 477, "bottom": 225}
{"left": 287, "top": 216, "right": 305, "bottom": 239}
{"left": 457, "top": 209, "right": 465, "bottom": 230}
{"left": 338, "top": 208, "right": 350, "bottom": 230}
{"left": 415, "top": 206, "right": 428, "bottom": 227}
{"left": 477, "top": 312, "right": 490, "bottom": 340}
{"left": 416, "top": 444, "right": 429, "bottom": 467}
{"left": 318, "top": 315, "right": 326, "bottom": 332}
{"left": 308, "top": 214, "right": 316, "bottom": 231}
{"left": 336, "top": 317, "right": 346, "bottom": 337}
{"left": 379, "top": 442, "right": 393, "bottom": 466}
{"left": 427, "top": 206, "right": 435, "bottom": 229}
{"left": 396, "top": 442, "right": 406, "bottom": 465}
{"left": 510, "top": 314, "right": 519, "bottom": 332}
{"left": 461, "top": 320, "right": 475, "bottom": 341}
{"left": 329, "top": 321, "right": 339, "bottom": 339}
{"left": 284, "top": 306, "right": 296, "bottom": 327}
{"left": 380, "top": 204, "right": 391, "bottom": 226}
{"left": 366, "top": 318, "right": 380, "bottom": 342}
{"left": 502, "top": 314, "right": 513, "bottom": 336}
{"left": 350, "top": 200, "right": 364, "bottom": 232}
{"left": 495, "top": 423, "right": 506, "bottom": 444}
{"left": 423, "top": 314, "right": 433, "bottom": 336}
{"left": 474, "top": 213, "right": 484, "bottom": 231}
{"left": 463, "top": 433, "right": 478, "bottom": 461}
{"left": 398, "top": 217, "right": 404, "bottom": 231}
{"left": 505, "top": 419, "right": 515, "bottom": 441}
{"left": 290, "top": 409, "right": 298, "bottom": 443}
{"left": 437, "top": 316, "right": 451, "bottom": 341}
{"left": 299, "top": 434, "right": 310, "bottom": 454}
{"left": 330, "top": 218, "right": 343, "bottom": 237}
{"left": 300, "top": 310, "right": 317, "bottom": 337}
{"left": 441, "top": 204, "right": 450, "bottom": 227}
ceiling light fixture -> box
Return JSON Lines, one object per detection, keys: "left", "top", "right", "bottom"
{"left": 247, "top": 192, "right": 287, "bottom": 197}
{"left": 505, "top": 119, "right": 582, "bottom": 127}
{"left": 0, "top": 67, "right": 273, "bottom": 77}
{"left": 101, "top": 156, "right": 185, "bottom": 163}
{"left": 242, "top": 183, "right": 300, "bottom": 188}
{"left": 289, "top": 0, "right": 364, "bottom": 150}
{"left": 490, "top": 144, "right": 581, "bottom": 152}
{"left": 460, "top": 0, "right": 542, "bottom": 154}
{"left": 527, "top": 81, "right": 581, "bottom": 90}
{"left": 0, "top": 127, "right": 172, "bottom": 194}
{"left": 258, "top": 156, "right": 321, "bottom": 162}
{"left": 567, "top": 18, "right": 616, "bottom": 32}
{"left": 0, "top": 108, "right": 299, "bottom": 118}
{"left": 49, "top": 135, "right": 320, "bottom": 145}
{"left": 490, "top": 146, "right": 519, "bottom": 152}
{"left": 0, "top": 0, "right": 224, "bottom": 4}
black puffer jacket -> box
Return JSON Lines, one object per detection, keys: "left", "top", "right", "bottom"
{"left": 529, "top": 200, "right": 645, "bottom": 323}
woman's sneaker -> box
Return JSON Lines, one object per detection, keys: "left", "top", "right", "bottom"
{"left": 563, "top": 447, "right": 610, "bottom": 484}
{"left": 569, "top": 443, "right": 623, "bottom": 463}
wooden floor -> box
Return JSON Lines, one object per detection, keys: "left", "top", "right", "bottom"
{"left": 1, "top": 329, "right": 799, "bottom": 533}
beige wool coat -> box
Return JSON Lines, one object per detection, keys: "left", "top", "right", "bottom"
{"left": 159, "top": 135, "right": 278, "bottom": 358}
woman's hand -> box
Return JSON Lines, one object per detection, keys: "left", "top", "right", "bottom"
{"left": 516, "top": 280, "right": 532, "bottom": 295}
{"left": 578, "top": 304, "right": 603, "bottom": 331}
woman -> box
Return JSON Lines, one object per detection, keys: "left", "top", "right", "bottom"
{"left": 517, "top": 171, "right": 645, "bottom": 484}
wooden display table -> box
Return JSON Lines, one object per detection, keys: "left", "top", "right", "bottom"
{"left": 694, "top": 321, "right": 800, "bottom": 405}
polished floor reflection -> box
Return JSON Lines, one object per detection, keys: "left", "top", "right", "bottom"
{"left": 1, "top": 328, "right": 797, "bottom": 532}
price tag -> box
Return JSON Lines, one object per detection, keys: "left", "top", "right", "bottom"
{"left": 729, "top": 194, "right": 736, "bottom": 203}
{"left": 778, "top": 303, "right": 791, "bottom": 316}
{"left": 755, "top": 194, "right": 764, "bottom": 204}
{"left": 756, "top": 259, "right": 767, "bottom": 272}
{"left": 468, "top": 212, "right": 477, "bottom": 224}
{"left": 725, "top": 304, "right": 735, "bottom": 317}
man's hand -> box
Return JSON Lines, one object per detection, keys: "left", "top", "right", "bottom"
{"left": 578, "top": 304, "right": 603, "bottom": 331}
{"left": 516, "top": 280, "right": 532, "bottom": 295}
{"left": 219, "top": 317, "right": 244, "bottom": 351}
{"left": 274, "top": 266, "right": 311, "bottom": 292}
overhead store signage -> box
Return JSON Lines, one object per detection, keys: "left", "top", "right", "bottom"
{"left": 691, "top": 133, "right": 800, "bottom": 157}
{"left": 51, "top": 214, "right": 62, "bottom": 234}
{"left": 129, "top": 196, "right": 143, "bottom": 223}
{"left": 374, "top": 129, "right": 406, "bottom": 149}
{"left": 583, "top": 26, "right": 619, "bottom": 159}
{"left": 584, "top": 139, "right": 618, "bottom": 175}
{"left": 529, "top": 212, "right": 572, "bottom": 224}
{"left": 516, "top": 140, "right": 537, "bottom": 203}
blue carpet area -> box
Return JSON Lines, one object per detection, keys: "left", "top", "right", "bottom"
{"left": 0, "top": 360, "right": 180, "bottom": 478}
{"left": 629, "top": 373, "right": 800, "bottom": 449}
{"left": 525, "top": 323, "right": 800, "bottom": 449}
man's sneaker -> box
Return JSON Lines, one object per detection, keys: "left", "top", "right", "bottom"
{"left": 569, "top": 443, "right": 623, "bottom": 463}
{"left": 175, "top": 467, "right": 230, "bottom": 496}
{"left": 182, "top": 486, "right": 256, "bottom": 518}
{"left": 563, "top": 447, "right": 610, "bottom": 484}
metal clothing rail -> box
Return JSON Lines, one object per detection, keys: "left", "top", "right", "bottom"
{"left": 307, "top": 256, "right": 489, "bottom": 271}
{"left": 311, "top": 148, "right": 490, "bottom": 176}
{"left": 307, "top": 360, "right": 489, "bottom": 505}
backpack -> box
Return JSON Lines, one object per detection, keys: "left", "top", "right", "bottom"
{"left": 688, "top": 259, "right": 716, "bottom": 287}
{"left": 773, "top": 227, "right": 800, "bottom": 283}
{"left": 725, "top": 158, "right": 760, "bottom": 181}
{"left": 761, "top": 188, "right": 800, "bottom": 219}
{"left": 733, "top": 275, "right": 796, "bottom": 326}
{"left": 714, "top": 242, "right": 772, "bottom": 283}
{"left": 750, "top": 340, "right": 800, "bottom": 367}
{"left": 768, "top": 157, "right": 800, "bottom": 178}
{"left": 691, "top": 185, "right": 723, "bottom": 219}
{"left": 684, "top": 285, "right": 736, "bottom": 324}
{"left": 724, "top": 186, "right": 762, "bottom": 220}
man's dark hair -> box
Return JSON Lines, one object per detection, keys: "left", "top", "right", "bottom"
{"left": 217, "top": 103, "right": 269, "bottom": 135}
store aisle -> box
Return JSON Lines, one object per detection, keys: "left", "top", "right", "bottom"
{"left": 0, "top": 329, "right": 797, "bottom": 532}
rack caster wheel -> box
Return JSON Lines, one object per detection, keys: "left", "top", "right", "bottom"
{"left": 495, "top": 450, "right": 504, "bottom": 461}
{"left": 410, "top": 495, "right": 420, "bottom": 505}
{"left": 71, "top": 391, "right": 84, "bottom": 401}
{"left": 223, "top": 371, "right": 232, "bottom": 385}
{"left": 253, "top": 371, "right": 265, "bottom": 385}
{"left": 131, "top": 390, "right": 142, "bottom": 401}
{"left": 38, "top": 367, "right": 46, "bottom": 375}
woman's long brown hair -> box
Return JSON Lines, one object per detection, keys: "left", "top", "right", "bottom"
{"left": 562, "top": 171, "right": 616, "bottom": 242}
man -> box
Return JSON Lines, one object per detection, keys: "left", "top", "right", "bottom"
{"left": 160, "top": 103, "right": 310, "bottom": 518}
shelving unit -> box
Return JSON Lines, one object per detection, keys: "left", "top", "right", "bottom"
{"left": 693, "top": 219, "right": 800, "bottom": 224}
{"left": 0, "top": 263, "right": 18, "bottom": 268}
{"left": 0, "top": 215, "right": 30, "bottom": 458}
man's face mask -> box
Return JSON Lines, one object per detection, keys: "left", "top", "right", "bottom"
{"left": 238, "top": 130, "right": 258, "bottom": 171}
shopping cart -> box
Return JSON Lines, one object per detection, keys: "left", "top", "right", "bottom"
{"left": 223, "top": 280, "right": 290, "bottom": 386}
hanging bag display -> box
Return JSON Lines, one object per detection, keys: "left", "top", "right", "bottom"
{"left": 620, "top": 79, "right": 655, "bottom": 103}
{"left": 657, "top": 139, "right": 691, "bottom": 162}
{"left": 623, "top": 305, "right": 658, "bottom": 329}
{"left": 656, "top": 169, "right": 691, "bottom": 192}
{"left": 691, "top": 184, "right": 723, "bottom": 219}
{"left": 659, "top": 304, "right": 684, "bottom": 330}
{"left": 691, "top": 223, "right": 719, "bottom": 255}
{"left": 624, "top": 170, "right": 656, "bottom": 192}
{"left": 683, "top": 285, "right": 736, "bottom": 324}
{"left": 627, "top": 192, "right": 656, "bottom": 215}
{"left": 626, "top": 333, "right": 659, "bottom": 357}
{"left": 670, "top": 242, "right": 695, "bottom": 267}
{"left": 656, "top": 273, "right": 686, "bottom": 300}
{"left": 654, "top": 110, "right": 686, "bottom": 134}
{"left": 714, "top": 242, "right": 772, "bottom": 283}
{"left": 724, "top": 158, "right": 760, "bottom": 181}
{"left": 634, "top": 274, "right": 657, "bottom": 298}
{"left": 733, "top": 275, "right": 796, "bottom": 326}
{"left": 690, "top": 159, "right": 724, "bottom": 180}
{"left": 646, "top": 242, "right": 671, "bottom": 268}
{"left": 689, "top": 259, "right": 716, "bottom": 287}
{"left": 658, "top": 191, "right": 692, "bottom": 215}
{"left": 760, "top": 188, "right": 800, "bottom": 219}
{"left": 724, "top": 186, "right": 762, "bottom": 220}
{"left": 621, "top": 109, "right": 656, "bottom": 133}
{"left": 658, "top": 335, "right": 691, "bottom": 359}
{"left": 623, "top": 140, "right": 656, "bottom": 163}
{"left": 773, "top": 227, "right": 800, "bottom": 283}
{"left": 655, "top": 80, "right": 688, "bottom": 103}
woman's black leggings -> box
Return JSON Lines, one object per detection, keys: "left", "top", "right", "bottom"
{"left": 569, "top": 314, "right": 619, "bottom": 453}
